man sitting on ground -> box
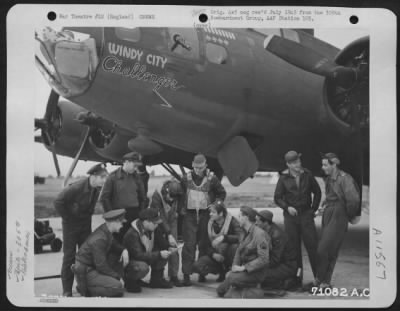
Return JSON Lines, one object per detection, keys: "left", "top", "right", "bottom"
{"left": 193, "top": 201, "right": 242, "bottom": 283}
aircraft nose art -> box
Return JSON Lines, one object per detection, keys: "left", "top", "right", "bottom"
{"left": 35, "top": 27, "right": 100, "bottom": 98}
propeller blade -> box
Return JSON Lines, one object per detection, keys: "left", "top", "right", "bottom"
{"left": 37, "top": 90, "right": 62, "bottom": 177}
{"left": 264, "top": 35, "right": 357, "bottom": 88}
{"left": 44, "top": 90, "right": 60, "bottom": 123}
{"left": 63, "top": 127, "right": 91, "bottom": 188}
{"left": 43, "top": 130, "right": 61, "bottom": 177}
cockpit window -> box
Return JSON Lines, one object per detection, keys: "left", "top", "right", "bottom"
{"left": 205, "top": 43, "right": 228, "bottom": 65}
{"left": 167, "top": 28, "right": 200, "bottom": 60}
{"left": 115, "top": 27, "right": 141, "bottom": 42}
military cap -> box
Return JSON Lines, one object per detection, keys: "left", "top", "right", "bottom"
{"left": 103, "top": 209, "right": 126, "bottom": 221}
{"left": 257, "top": 210, "right": 273, "bottom": 223}
{"left": 240, "top": 206, "right": 257, "bottom": 222}
{"left": 164, "top": 180, "right": 183, "bottom": 197}
{"left": 87, "top": 163, "right": 108, "bottom": 176}
{"left": 193, "top": 153, "right": 207, "bottom": 165}
{"left": 321, "top": 152, "right": 341, "bottom": 165}
{"left": 122, "top": 151, "right": 142, "bottom": 163}
{"left": 284, "top": 150, "right": 302, "bottom": 163}
{"left": 139, "top": 208, "right": 162, "bottom": 224}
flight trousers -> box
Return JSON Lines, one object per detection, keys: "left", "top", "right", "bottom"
{"left": 61, "top": 220, "right": 91, "bottom": 295}
{"left": 167, "top": 221, "right": 180, "bottom": 279}
{"left": 193, "top": 243, "right": 238, "bottom": 276}
{"left": 217, "top": 269, "right": 267, "bottom": 297}
{"left": 261, "top": 260, "right": 297, "bottom": 288}
{"left": 283, "top": 208, "right": 318, "bottom": 279}
{"left": 316, "top": 203, "right": 348, "bottom": 284}
{"left": 181, "top": 210, "right": 209, "bottom": 275}
{"left": 73, "top": 259, "right": 124, "bottom": 297}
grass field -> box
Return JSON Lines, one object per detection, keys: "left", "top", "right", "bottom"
{"left": 34, "top": 175, "right": 369, "bottom": 218}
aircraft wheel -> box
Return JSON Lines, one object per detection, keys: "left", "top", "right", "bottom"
{"left": 34, "top": 241, "right": 43, "bottom": 254}
{"left": 50, "top": 238, "right": 63, "bottom": 252}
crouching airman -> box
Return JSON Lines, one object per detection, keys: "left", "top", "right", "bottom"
{"left": 193, "top": 201, "right": 242, "bottom": 283}
{"left": 122, "top": 208, "right": 175, "bottom": 293}
{"left": 256, "top": 210, "right": 298, "bottom": 291}
{"left": 72, "top": 209, "right": 129, "bottom": 297}
{"left": 216, "top": 206, "right": 271, "bottom": 298}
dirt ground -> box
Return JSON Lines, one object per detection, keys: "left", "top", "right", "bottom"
{"left": 34, "top": 176, "right": 369, "bottom": 300}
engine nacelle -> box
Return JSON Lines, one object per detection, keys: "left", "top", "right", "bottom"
{"left": 326, "top": 36, "right": 369, "bottom": 128}
{"left": 42, "top": 100, "right": 135, "bottom": 163}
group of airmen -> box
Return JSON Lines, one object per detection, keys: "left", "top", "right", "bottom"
{"left": 54, "top": 150, "right": 360, "bottom": 298}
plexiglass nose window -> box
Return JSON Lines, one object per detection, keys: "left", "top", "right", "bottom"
{"left": 35, "top": 27, "right": 100, "bottom": 97}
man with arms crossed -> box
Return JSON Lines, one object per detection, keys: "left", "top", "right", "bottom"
{"left": 100, "top": 152, "right": 146, "bottom": 242}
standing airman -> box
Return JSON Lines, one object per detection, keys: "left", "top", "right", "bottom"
{"left": 309, "top": 153, "right": 361, "bottom": 290}
{"left": 54, "top": 163, "right": 108, "bottom": 297}
{"left": 150, "top": 179, "right": 185, "bottom": 287}
{"left": 180, "top": 154, "right": 227, "bottom": 286}
{"left": 100, "top": 152, "right": 146, "bottom": 243}
{"left": 274, "top": 151, "right": 321, "bottom": 286}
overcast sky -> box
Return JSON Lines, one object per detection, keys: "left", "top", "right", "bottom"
{"left": 34, "top": 28, "right": 368, "bottom": 177}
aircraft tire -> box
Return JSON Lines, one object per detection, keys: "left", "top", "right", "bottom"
{"left": 34, "top": 241, "right": 43, "bottom": 254}
{"left": 50, "top": 238, "right": 63, "bottom": 252}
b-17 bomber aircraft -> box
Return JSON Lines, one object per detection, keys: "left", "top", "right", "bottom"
{"left": 34, "top": 27, "right": 369, "bottom": 214}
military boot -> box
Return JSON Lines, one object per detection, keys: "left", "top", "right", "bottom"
{"left": 216, "top": 272, "right": 226, "bottom": 282}
{"left": 124, "top": 279, "right": 142, "bottom": 293}
{"left": 170, "top": 276, "right": 184, "bottom": 287}
{"left": 150, "top": 278, "right": 173, "bottom": 289}
{"left": 62, "top": 292, "right": 72, "bottom": 297}
{"left": 150, "top": 270, "right": 173, "bottom": 289}
{"left": 137, "top": 279, "right": 150, "bottom": 288}
{"left": 183, "top": 274, "right": 192, "bottom": 286}
{"left": 284, "top": 277, "right": 299, "bottom": 291}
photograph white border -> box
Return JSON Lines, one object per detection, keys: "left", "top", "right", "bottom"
{"left": 6, "top": 4, "right": 397, "bottom": 308}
